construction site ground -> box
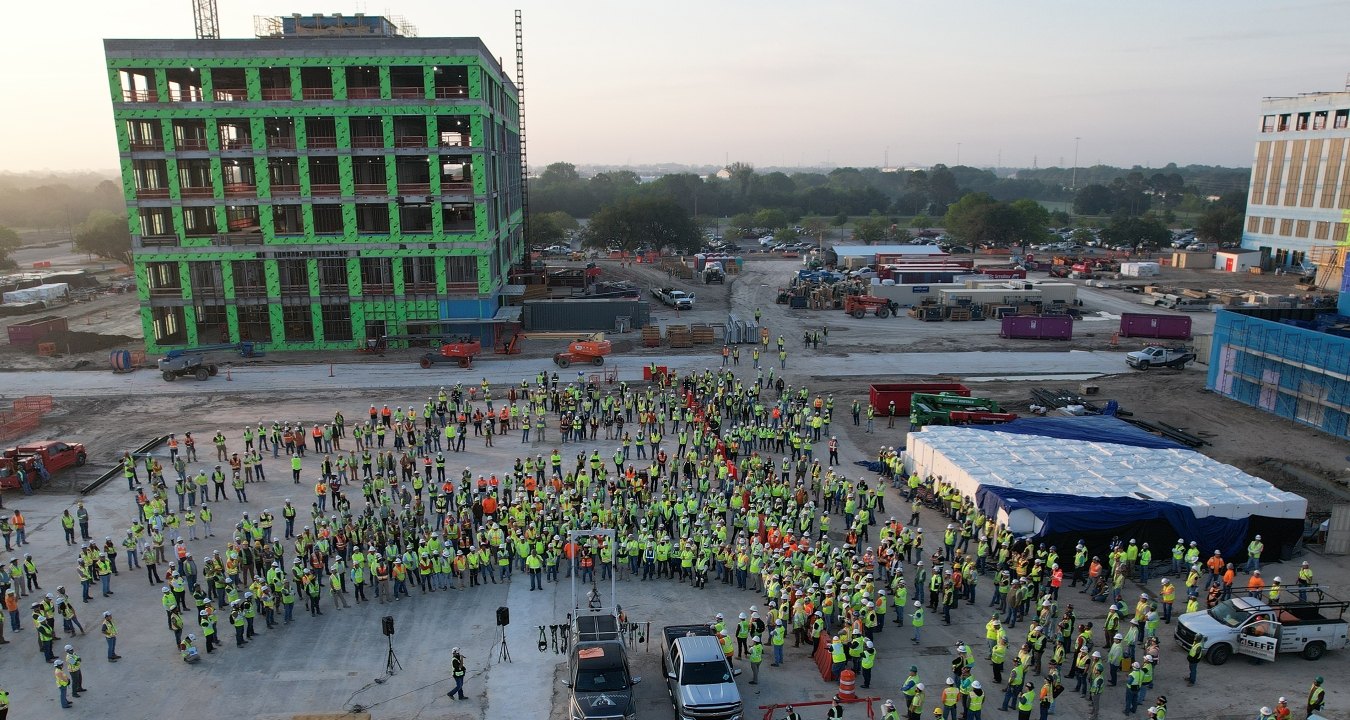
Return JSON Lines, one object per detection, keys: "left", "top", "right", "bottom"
{"left": 0, "top": 249, "right": 1347, "bottom": 718}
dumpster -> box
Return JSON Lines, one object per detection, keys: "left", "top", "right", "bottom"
{"left": 869, "top": 383, "right": 971, "bottom": 416}
{"left": 7, "top": 315, "right": 68, "bottom": 345}
{"left": 1118, "top": 312, "right": 1192, "bottom": 340}
{"left": 1000, "top": 315, "right": 1073, "bottom": 340}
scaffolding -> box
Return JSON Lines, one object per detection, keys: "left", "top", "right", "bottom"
{"left": 1211, "top": 310, "right": 1350, "bottom": 437}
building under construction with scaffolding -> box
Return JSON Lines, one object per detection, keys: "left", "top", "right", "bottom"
{"left": 1206, "top": 259, "right": 1350, "bottom": 438}
{"left": 104, "top": 13, "right": 524, "bottom": 352}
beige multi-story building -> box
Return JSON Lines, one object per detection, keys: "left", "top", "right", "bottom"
{"left": 1243, "top": 89, "right": 1350, "bottom": 268}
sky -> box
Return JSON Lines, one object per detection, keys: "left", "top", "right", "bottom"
{"left": 1, "top": 0, "right": 1348, "bottom": 173}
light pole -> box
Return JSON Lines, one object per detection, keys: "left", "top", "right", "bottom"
{"left": 1071, "top": 137, "right": 1081, "bottom": 190}
{"left": 956, "top": 142, "right": 962, "bottom": 166}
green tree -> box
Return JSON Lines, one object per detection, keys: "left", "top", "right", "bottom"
{"left": 943, "top": 193, "right": 1019, "bottom": 247}
{"left": 526, "top": 211, "right": 577, "bottom": 247}
{"left": 73, "top": 212, "right": 132, "bottom": 265}
{"left": 1099, "top": 215, "right": 1171, "bottom": 251}
{"left": 727, "top": 162, "right": 756, "bottom": 199}
{"left": 832, "top": 213, "right": 849, "bottom": 227}
{"left": 910, "top": 213, "right": 932, "bottom": 229}
{"left": 1009, "top": 199, "right": 1051, "bottom": 244}
{"left": 1070, "top": 227, "right": 1096, "bottom": 245}
{"left": 853, "top": 216, "right": 890, "bottom": 244}
{"left": 0, "top": 225, "right": 20, "bottom": 269}
{"left": 538, "top": 162, "right": 580, "bottom": 185}
{"left": 727, "top": 213, "right": 757, "bottom": 239}
{"left": 752, "top": 208, "right": 790, "bottom": 231}
{"left": 1073, "top": 184, "right": 1115, "bottom": 215}
{"left": 581, "top": 196, "right": 701, "bottom": 254}
{"left": 1196, "top": 205, "right": 1243, "bottom": 245}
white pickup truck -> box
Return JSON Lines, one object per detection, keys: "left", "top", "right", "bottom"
{"left": 652, "top": 287, "right": 696, "bottom": 310}
{"left": 1125, "top": 345, "right": 1195, "bottom": 370}
{"left": 1174, "top": 588, "right": 1349, "bottom": 665}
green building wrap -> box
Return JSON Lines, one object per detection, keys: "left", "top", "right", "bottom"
{"left": 105, "top": 33, "right": 524, "bottom": 353}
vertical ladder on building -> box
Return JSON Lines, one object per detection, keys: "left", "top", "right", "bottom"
{"left": 192, "top": 0, "right": 220, "bottom": 39}
{"left": 1309, "top": 245, "right": 1346, "bottom": 291}
{"left": 515, "top": 9, "right": 531, "bottom": 270}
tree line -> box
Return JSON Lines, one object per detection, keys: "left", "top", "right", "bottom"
{"left": 528, "top": 161, "right": 1251, "bottom": 252}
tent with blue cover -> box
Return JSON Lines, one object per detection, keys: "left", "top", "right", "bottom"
{"left": 902, "top": 416, "right": 1306, "bottom": 561}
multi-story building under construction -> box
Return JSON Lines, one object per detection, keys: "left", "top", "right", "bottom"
{"left": 105, "top": 13, "right": 523, "bottom": 352}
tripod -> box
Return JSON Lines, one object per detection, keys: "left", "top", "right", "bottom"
{"left": 496, "top": 625, "right": 512, "bottom": 664}
{"left": 385, "top": 634, "right": 403, "bottom": 677}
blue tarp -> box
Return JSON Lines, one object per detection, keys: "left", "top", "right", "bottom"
{"left": 975, "top": 485, "right": 1250, "bottom": 557}
{"left": 958, "top": 414, "right": 1191, "bottom": 451}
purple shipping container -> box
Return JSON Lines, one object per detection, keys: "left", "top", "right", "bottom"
{"left": 1118, "top": 312, "right": 1192, "bottom": 340}
{"left": 1000, "top": 314, "right": 1073, "bottom": 340}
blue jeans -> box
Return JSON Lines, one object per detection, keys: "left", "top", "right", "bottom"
{"left": 106, "top": 635, "right": 117, "bottom": 659}
{"left": 1187, "top": 661, "right": 1197, "bottom": 684}
{"left": 60, "top": 684, "right": 71, "bottom": 707}
{"left": 449, "top": 675, "right": 465, "bottom": 699}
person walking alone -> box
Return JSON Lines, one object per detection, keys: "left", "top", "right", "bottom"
{"left": 447, "top": 647, "right": 467, "bottom": 699}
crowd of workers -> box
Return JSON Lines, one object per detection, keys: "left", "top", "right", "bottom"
{"left": 0, "top": 359, "right": 1334, "bottom": 718}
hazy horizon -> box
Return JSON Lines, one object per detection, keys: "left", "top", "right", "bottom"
{"left": 0, "top": 0, "right": 1345, "bottom": 173}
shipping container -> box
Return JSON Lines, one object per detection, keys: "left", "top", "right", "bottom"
{"left": 523, "top": 299, "right": 650, "bottom": 332}
{"left": 1119, "top": 312, "right": 1192, "bottom": 340}
{"left": 999, "top": 314, "right": 1073, "bottom": 340}
{"left": 980, "top": 268, "right": 1028, "bottom": 279}
{"left": 6, "top": 315, "right": 68, "bottom": 345}
{"left": 869, "top": 382, "right": 971, "bottom": 415}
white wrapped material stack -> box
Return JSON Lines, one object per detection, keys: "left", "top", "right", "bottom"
{"left": 902, "top": 425, "right": 1306, "bottom": 520}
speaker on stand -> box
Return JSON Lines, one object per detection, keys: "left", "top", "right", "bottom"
{"left": 495, "top": 606, "right": 512, "bottom": 664}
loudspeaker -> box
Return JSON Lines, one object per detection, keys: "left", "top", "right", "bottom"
{"left": 496, "top": 606, "right": 510, "bottom": 627}
{"left": 382, "top": 615, "right": 395, "bottom": 637}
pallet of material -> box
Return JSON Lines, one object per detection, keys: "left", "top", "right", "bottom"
{"left": 690, "top": 324, "right": 715, "bottom": 344}
{"left": 666, "top": 324, "right": 693, "bottom": 348}
{"left": 947, "top": 307, "right": 972, "bottom": 322}
{"left": 642, "top": 326, "right": 662, "bottom": 347}
{"left": 1181, "top": 289, "right": 1210, "bottom": 299}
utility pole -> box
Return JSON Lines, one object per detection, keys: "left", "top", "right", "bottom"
{"left": 956, "top": 142, "right": 962, "bottom": 166}
{"left": 1071, "top": 136, "right": 1081, "bottom": 190}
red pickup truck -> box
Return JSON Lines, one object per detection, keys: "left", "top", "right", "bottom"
{"left": 0, "top": 441, "right": 87, "bottom": 490}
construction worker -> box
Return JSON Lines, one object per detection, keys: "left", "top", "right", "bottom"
{"left": 54, "top": 658, "right": 72, "bottom": 709}
{"left": 1307, "top": 677, "right": 1326, "bottom": 717}
{"left": 63, "top": 644, "right": 85, "bottom": 697}
{"left": 100, "top": 611, "right": 119, "bottom": 661}
{"left": 911, "top": 601, "right": 924, "bottom": 644}
{"left": 748, "top": 636, "right": 763, "bottom": 684}
{"left": 447, "top": 648, "right": 467, "bottom": 699}
{"left": 940, "top": 677, "right": 960, "bottom": 720}
{"left": 859, "top": 639, "right": 876, "bottom": 687}
{"left": 1185, "top": 633, "right": 1204, "bottom": 685}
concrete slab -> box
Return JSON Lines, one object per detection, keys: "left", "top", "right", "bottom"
{"left": 0, "top": 357, "right": 1340, "bottom": 720}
